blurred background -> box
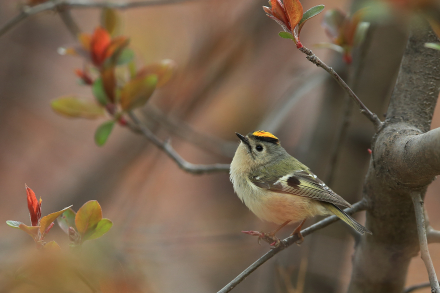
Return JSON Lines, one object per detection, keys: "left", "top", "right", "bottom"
{"left": 0, "top": 0, "right": 439, "bottom": 292}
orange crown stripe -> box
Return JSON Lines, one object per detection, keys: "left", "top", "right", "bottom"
{"left": 252, "top": 131, "right": 278, "bottom": 140}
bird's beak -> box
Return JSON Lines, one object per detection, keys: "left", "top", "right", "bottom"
{"left": 236, "top": 132, "right": 251, "bottom": 148}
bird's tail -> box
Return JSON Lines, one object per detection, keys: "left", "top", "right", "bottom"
{"left": 323, "top": 203, "right": 372, "bottom": 235}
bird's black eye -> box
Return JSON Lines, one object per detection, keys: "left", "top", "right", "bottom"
{"left": 256, "top": 145, "right": 263, "bottom": 152}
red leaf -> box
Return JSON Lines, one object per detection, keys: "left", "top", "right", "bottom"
{"left": 284, "top": 0, "right": 303, "bottom": 31}
{"left": 270, "top": 0, "right": 290, "bottom": 30}
{"left": 344, "top": 9, "right": 365, "bottom": 46}
{"left": 104, "top": 36, "right": 129, "bottom": 62}
{"left": 26, "top": 185, "right": 41, "bottom": 226}
{"left": 90, "top": 27, "right": 112, "bottom": 67}
{"left": 75, "top": 69, "right": 93, "bottom": 85}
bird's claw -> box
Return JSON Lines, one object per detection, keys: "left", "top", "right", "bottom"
{"left": 242, "top": 230, "right": 281, "bottom": 247}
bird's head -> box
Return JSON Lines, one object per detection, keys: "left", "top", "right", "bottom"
{"left": 234, "top": 131, "right": 288, "bottom": 168}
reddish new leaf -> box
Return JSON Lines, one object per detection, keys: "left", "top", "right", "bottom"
{"left": 26, "top": 185, "right": 41, "bottom": 226}
{"left": 104, "top": 36, "right": 130, "bottom": 65}
{"left": 75, "top": 200, "right": 103, "bottom": 235}
{"left": 270, "top": 0, "right": 290, "bottom": 29}
{"left": 284, "top": 0, "right": 303, "bottom": 30}
{"left": 90, "top": 27, "right": 112, "bottom": 66}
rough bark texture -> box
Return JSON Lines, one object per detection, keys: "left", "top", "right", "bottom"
{"left": 348, "top": 20, "right": 440, "bottom": 293}
{"left": 295, "top": 17, "right": 408, "bottom": 293}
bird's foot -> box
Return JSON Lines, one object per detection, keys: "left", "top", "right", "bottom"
{"left": 242, "top": 230, "right": 281, "bottom": 247}
{"left": 290, "top": 219, "right": 306, "bottom": 246}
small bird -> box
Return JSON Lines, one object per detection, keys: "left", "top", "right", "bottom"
{"left": 230, "top": 130, "right": 371, "bottom": 246}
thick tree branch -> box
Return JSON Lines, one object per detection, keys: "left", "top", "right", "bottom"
{"left": 0, "top": 0, "right": 193, "bottom": 38}
{"left": 348, "top": 19, "right": 440, "bottom": 293}
{"left": 411, "top": 192, "right": 440, "bottom": 292}
{"left": 217, "top": 200, "right": 367, "bottom": 293}
{"left": 128, "top": 112, "right": 230, "bottom": 175}
{"left": 298, "top": 46, "right": 383, "bottom": 130}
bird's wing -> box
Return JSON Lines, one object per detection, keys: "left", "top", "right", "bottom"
{"left": 249, "top": 169, "right": 352, "bottom": 208}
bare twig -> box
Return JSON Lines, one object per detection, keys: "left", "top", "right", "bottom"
{"left": 217, "top": 200, "right": 367, "bottom": 293}
{"left": 128, "top": 112, "right": 230, "bottom": 174}
{"left": 411, "top": 192, "right": 440, "bottom": 293}
{"left": 144, "top": 106, "right": 237, "bottom": 158}
{"left": 428, "top": 227, "right": 440, "bottom": 244}
{"left": 0, "top": 0, "right": 194, "bottom": 38}
{"left": 298, "top": 46, "right": 383, "bottom": 130}
{"left": 403, "top": 282, "right": 431, "bottom": 293}
{"left": 424, "top": 211, "right": 440, "bottom": 244}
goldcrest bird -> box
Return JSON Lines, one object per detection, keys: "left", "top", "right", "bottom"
{"left": 230, "top": 130, "right": 371, "bottom": 246}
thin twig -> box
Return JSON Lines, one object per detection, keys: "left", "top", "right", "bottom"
{"left": 298, "top": 46, "right": 383, "bottom": 130}
{"left": 428, "top": 227, "right": 440, "bottom": 244}
{"left": 403, "top": 282, "right": 431, "bottom": 293}
{"left": 411, "top": 192, "right": 440, "bottom": 293}
{"left": 144, "top": 106, "right": 237, "bottom": 158}
{"left": 217, "top": 200, "right": 367, "bottom": 293}
{"left": 128, "top": 112, "right": 230, "bottom": 174}
{"left": 0, "top": 0, "right": 194, "bottom": 38}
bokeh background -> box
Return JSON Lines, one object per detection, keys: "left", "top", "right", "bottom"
{"left": 0, "top": 0, "right": 439, "bottom": 292}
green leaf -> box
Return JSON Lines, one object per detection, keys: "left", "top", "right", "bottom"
{"left": 314, "top": 42, "right": 344, "bottom": 53}
{"left": 84, "top": 218, "right": 113, "bottom": 241}
{"left": 75, "top": 200, "right": 103, "bottom": 235}
{"left": 278, "top": 32, "right": 294, "bottom": 39}
{"left": 92, "top": 78, "right": 110, "bottom": 106}
{"left": 40, "top": 206, "right": 73, "bottom": 236}
{"left": 425, "top": 43, "right": 440, "bottom": 51}
{"left": 298, "top": 4, "right": 325, "bottom": 34}
{"left": 94, "top": 121, "right": 115, "bottom": 146}
{"left": 19, "top": 224, "right": 40, "bottom": 238}
{"left": 117, "top": 48, "right": 135, "bottom": 66}
{"left": 51, "top": 97, "right": 105, "bottom": 119}
{"left": 6, "top": 220, "right": 23, "bottom": 229}
{"left": 57, "top": 208, "right": 77, "bottom": 234}
{"left": 120, "top": 75, "right": 158, "bottom": 111}
{"left": 101, "top": 8, "right": 120, "bottom": 37}
{"left": 353, "top": 22, "right": 370, "bottom": 46}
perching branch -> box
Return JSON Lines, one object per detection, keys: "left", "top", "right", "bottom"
{"left": 217, "top": 200, "right": 367, "bottom": 293}
{"left": 0, "top": 0, "right": 194, "bottom": 38}
{"left": 298, "top": 46, "right": 383, "bottom": 130}
{"left": 128, "top": 112, "right": 230, "bottom": 175}
{"left": 410, "top": 192, "right": 440, "bottom": 293}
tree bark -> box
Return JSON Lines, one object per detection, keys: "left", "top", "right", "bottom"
{"left": 348, "top": 19, "right": 440, "bottom": 293}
